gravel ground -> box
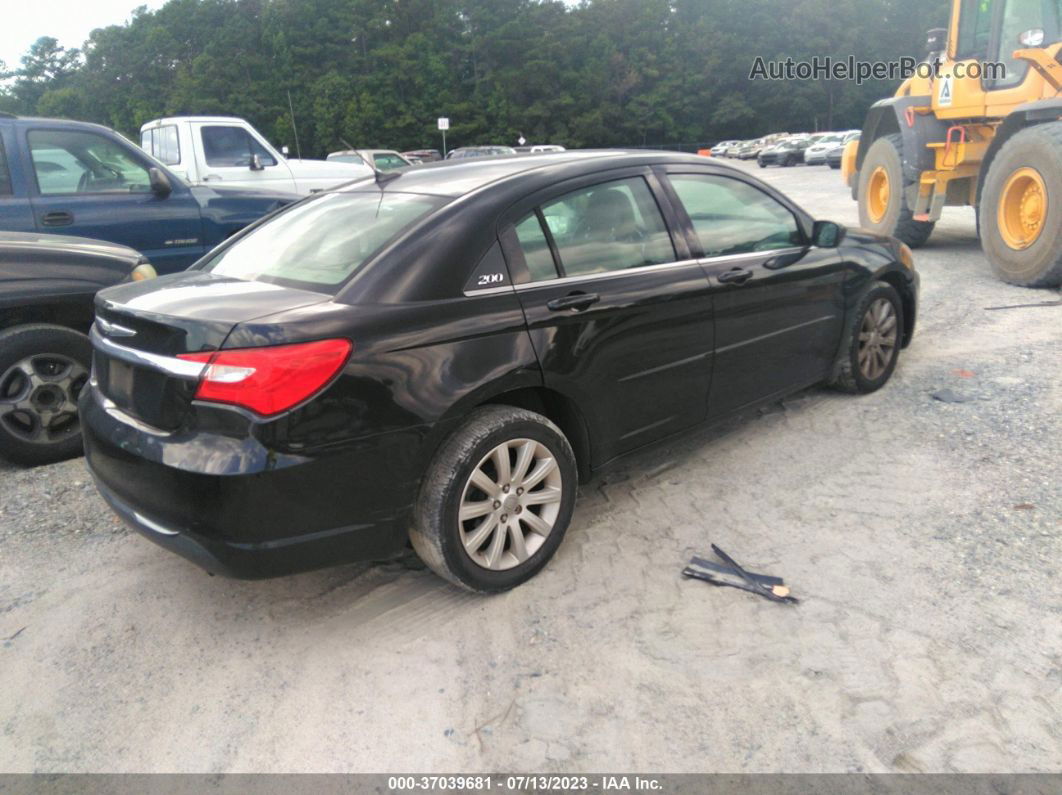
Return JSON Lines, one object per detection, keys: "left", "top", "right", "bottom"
{"left": 0, "top": 160, "right": 1059, "bottom": 773}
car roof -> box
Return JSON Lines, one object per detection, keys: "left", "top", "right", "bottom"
{"left": 337, "top": 149, "right": 738, "bottom": 199}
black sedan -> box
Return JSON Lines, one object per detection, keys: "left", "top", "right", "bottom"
{"left": 0, "top": 232, "right": 155, "bottom": 465}
{"left": 82, "top": 151, "right": 918, "bottom": 591}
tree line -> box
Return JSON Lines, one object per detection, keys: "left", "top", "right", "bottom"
{"left": 0, "top": 0, "right": 949, "bottom": 157}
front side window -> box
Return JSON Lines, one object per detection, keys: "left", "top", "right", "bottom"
{"left": 201, "top": 126, "right": 277, "bottom": 168}
{"left": 203, "top": 191, "right": 444, "bottom": 291}
{"left": 28, "top": 129, "right": 152, "bottom": 195}
{"left": 0, "top": 138, "right": 11, "bottom": 196}
{"left": 141, "top": 125, "right": 181, "bottom": 165}
{"left": 956, "top": 0, "right": 995, "bottom": 58}
{"left": 531, "top": 177, "right": 675, "bottom": 278}
{"left": 669, "top": 174, "right": 803, "bottom": 257}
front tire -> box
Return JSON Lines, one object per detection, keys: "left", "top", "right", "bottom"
{"left": 831, "top": 282, "right": 904, "bottom": 394}
{"left": 978, "top": 122, "right": 1062, "bottom": 287}
{"left": 0, "top": 324, "right": 91, "bottom": 466}
{"left": 410, "top": 406, "right": 578, "bottom": 592}
{"left": 857, "top": 134, "right": 935, "bottom": 248}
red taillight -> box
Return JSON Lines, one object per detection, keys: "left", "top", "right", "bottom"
{"left": 178, "top": 339, "right": 352, "bottom": 416}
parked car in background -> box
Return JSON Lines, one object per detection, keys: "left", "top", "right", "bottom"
{"left": 0, "top": 114, "right": 299, "bottom": 274}
{"left": 734, "top": 140, "right": 762, "bottom": 160}
{"left": 82, "top": 151, "right": 917, "bottom": 591}
{"left": 327, "top": 149, "right": 414, "bottom": 171}
{"left": 758, "top": 138, "right": 811, "bottom": 167}
{"left": 530, "top": 145, "right": 566, "bottom": 153}
{"left": 827, "top": 132, "right": 860, "bottom": 169}
{"left": 446, "top": 146, "right": 518, "bottom": 159}
{"left": 712, "top": 140, "right": 742, "bottom": 157}
{"left": 403, "top": 149, "right": 442, "bottom": 162}
{"left": 804, "top": 133, "right": 846, "bottom": 165}
{"left": 0, "top": 232, "right": 155, "bottom": 465}
{"left": 140, "top": 116, "right": 373, "bottom": 194}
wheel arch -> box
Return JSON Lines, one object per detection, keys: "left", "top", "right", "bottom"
{"left": 976, "top": 100, "right": 1062, "bottom": 208}
{"left": 0, "top": 302, "right": 94, "bottom": 335}
{"left": 477, "top": 386, "right": 594, "bottom": 483}
{"left": 874, "top": 268, "right": 917, "bottom": 348}
{"left": 855, "top": 96, "right": 945, "bottom": 187}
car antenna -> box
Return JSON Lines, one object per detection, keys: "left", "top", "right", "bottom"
{"left": 286, "top": 89, "right": 302, "bottom": 160}
{"left": 374, "top": 167, "right": 401, "bottom": 186}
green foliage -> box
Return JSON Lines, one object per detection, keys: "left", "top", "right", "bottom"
{"left": 1, "top": 0, "right": 950, "bottom": 153}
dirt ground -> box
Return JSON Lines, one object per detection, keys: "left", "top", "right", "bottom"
{"left": 1, "top": 160, "right": 1059, "bottom": 774}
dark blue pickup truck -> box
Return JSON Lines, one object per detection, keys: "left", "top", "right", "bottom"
{"left": 0, "top": 113, "right": 298, "bottom": 274}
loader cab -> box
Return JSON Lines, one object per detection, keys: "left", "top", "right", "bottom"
{"left": 940, "top": 0, "right": 1062, "bottom": 116}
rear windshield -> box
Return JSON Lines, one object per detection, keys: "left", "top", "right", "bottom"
{"left": 202, "top": 191, "right": 444, "bottom": 292}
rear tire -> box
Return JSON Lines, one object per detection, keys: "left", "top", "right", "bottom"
{"left": 0, "top": 325, "right": 91, "bottom": 466}
{"left": 410, "top": 406, "right": 578, "bottom": 592}
{"left": 858, "top": 134, "right": 935, "bottom": 248}
{"left": 978, "top": 122, "right": 1062, "bottom": 287}
{"left": 830, "top": 282, "right": 904, "bottom": 394}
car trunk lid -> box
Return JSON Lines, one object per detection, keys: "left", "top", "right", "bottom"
{"left": 91, "top": 271, "right": 331, "bottom": 430}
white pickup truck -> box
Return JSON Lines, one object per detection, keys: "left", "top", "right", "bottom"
{"left": 139, "top": 116, "right": 373, "bottom": 194}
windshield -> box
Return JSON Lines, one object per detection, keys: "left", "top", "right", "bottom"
{"left": 202, "top": 191, "right": 445, "bottom": 292}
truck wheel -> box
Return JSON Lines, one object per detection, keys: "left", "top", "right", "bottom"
{"left": 858, "top": 134, "right": 935, "bottom": 248}
{"left": 0, "top": 325, "right": 91, "bottom": 467}
{"left": 979, "top": 122, "right": 1062, "bottom": 287}
{"left": 410, "top": 406, "right": 578, "bottom": 592}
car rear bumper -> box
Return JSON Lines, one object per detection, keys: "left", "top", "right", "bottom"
{"left": 81, "top": 385, "right": 416, "bottom": 578}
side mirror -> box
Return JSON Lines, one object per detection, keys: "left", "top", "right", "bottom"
{"left": 148, "top": 167, "right": 172, "bottom": 198}
{"left": 249, "top": 154, "right": 264, "bottom": 171}
{"left": 926, "top": 27, "right": 947, "bottom": 55}
{"left": 1018, "top": 28, "right": 1045, "bottom": 47}
{"left": 812, "top": 220, "right": 845, "bottom": 248}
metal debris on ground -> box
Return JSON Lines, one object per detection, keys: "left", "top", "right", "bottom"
{"left": 931, "top": 388, "right": 972, "bottom": 403}
{"left": 682, "top": 544, "right": 798, "bottom": 604}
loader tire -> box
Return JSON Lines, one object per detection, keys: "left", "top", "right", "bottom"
{"left": 857, "top": 134, "right": 935, "bottom": 248}
{"left": 979, "top": 122, "right": 1062, "bottom": 288}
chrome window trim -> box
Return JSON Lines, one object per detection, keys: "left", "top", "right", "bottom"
{"left": 698, "top": 246, "right": 807, "bottom": 265}
{"left": 512, "top": 257, "right": 703, "bottom": 291}
{"left": 90, "top": 324, "right": 206, "bottom": 379}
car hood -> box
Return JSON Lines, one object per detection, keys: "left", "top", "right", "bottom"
{"left": 189, "top": 184, "right": 301, "bottom": 205}
{"left": 284, "top": 158, "right": 374, "bottom": 180}
{"left": 0, "top": 231, "right": 143, "bottom": 267}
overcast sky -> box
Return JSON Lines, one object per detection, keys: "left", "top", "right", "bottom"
{"left": 1, "top": 0, "right": 169, "bottom": 70}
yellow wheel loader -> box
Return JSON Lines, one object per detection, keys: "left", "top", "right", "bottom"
{"left": 843, "top": 0, "right": 1062, "bottom": 286}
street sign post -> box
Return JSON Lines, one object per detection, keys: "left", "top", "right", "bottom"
{"left": 438, "top": 117, "right": 449, "bottom": 157}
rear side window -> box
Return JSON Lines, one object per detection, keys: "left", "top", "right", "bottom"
{"left": 141, "top": 125, "right": 181, "bottom": 165}
{"left": 514, "top": 214, "right": 558, "bottom": 281}
{"left": 514, "top": 176, "right": 675, "bottom": 280}
{"left": 0, "top": 138, "right": 11, "bottom": 196}
{"left": 669, "top": 174, "right": 803, "bottom": 257}
{"left": 201, "top": 126, "right": 277, "bottom": 168}
{"left": 203, "top": 191, "right": 444, "bottom": 291}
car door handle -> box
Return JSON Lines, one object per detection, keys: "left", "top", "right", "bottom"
{"left": 41, "top": 211, "right": 74, "bottom": 227}
{"left": 717, "top": 267, "right": 753, "bottom": 285}
{"left": 547, "top": 292, "right": 600, "bottom": 312}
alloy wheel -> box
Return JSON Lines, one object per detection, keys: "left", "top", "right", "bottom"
{"left": 857, "top": 298, "right": 897, "bottom": 381}
{"left": 0, "top": 354, "right": 88, "bottom": 445}
{"left": 458, "top": 438, "right": 564, "bottom": 571}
